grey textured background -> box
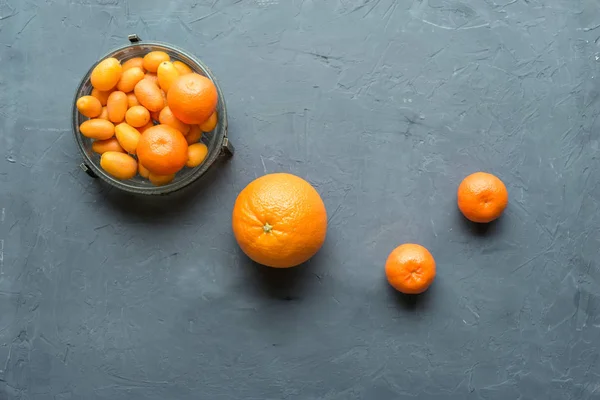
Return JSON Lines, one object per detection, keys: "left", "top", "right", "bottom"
{"left": 1, "top": 0, "right": 600, "bottom": 399}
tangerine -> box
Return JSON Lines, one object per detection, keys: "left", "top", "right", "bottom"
{"left": 385, "top": 244, "right": 436, "bottom": 294}
{"left": 457, "top": 172, "right": 508, "bottom": 223}
{"left": 137, "top": 125, "right": 188, "bottom": 175}
{"left": 167, "top": 74, "right": 218, "bottom": 124}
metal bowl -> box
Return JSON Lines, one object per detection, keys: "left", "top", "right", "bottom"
{"left": 72, "top": 34, "right": 233, "bottom": 195}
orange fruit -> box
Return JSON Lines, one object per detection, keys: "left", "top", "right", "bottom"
{"left": 143, "top": 51, "right": 170, "bottom": 73}
{"left": 122, "top": 57, "right": 144, "bottom": 72}
{"left": 144, "top": 72, "right": 159, "bottom": 85}
{"left": 385, "top": 244, "right": 436, "bottom": 294}
{"left": 157, "top": 61, "right": 179, "bottom": 93}
{"left": 457, "top": 172, "right": 508, "bottom": 223}
{"left": 92, "top": 137, "right": 125, "bottom": 154}
{"left": 98, "top": 106, "right": 109, "bottom": 120}
{"left": 167, "top": 74, "right": 218, "bottom": 124}
{"left": 232, "top": 173, "right": 327, "bottom": 268}
{"left": 138, "top": 120, "right": 155, "bottom": 134}
{"left": 100, "top": 151, "right": 137, "bottom": 180}
{"left": 186, "top": 143, "right": 208, "bottom": 167}
{"left": 106, "top": 91, "right": 128, "bottom": 123}
{"left": 125, "top": 105, "right": 151, "bottom": 127}
{"left": 90, "top": 57, "right": 122, "bottom": 91}
{"left": 149, "top": 172, "right": 176, "bottom": 186}
{"left": 134, "top": 79, "right": 165, "bottom": 112}
{"left": 126, "top": 92, "right": 140, "bottom": 108}
{"left": 158, "top": 106, "right": 190, "bottom": 134}
{"left": 199, "top": 111, "right": 218, "bottom": 132}
{"left": 138, "top": 162, "right": 150, "bottom": 178}
{"left": 91, "top": 88, "right": 113, "bottom": 106}
{"left": 79, "top": 119, "right": 115, "bottom": 140}
{"left": 160, "top": 89, "right": 167, "bottom": 106}
{"left": 115, "top": 123, "right": 141, "bottom": 154}
{"left": 76, "top": 95, "right": 102, "bottom": 118}
{"left": 137, "top": 125, "right": 188, "bottom": 175}
{"left": 173, "top": 60, "right": 193, "bottom": 75}
{"left": 185, "top": 125, "right": 203, "bottom": 144}
{"left": 116, "top": 67, "right": 145, "bottom": 93}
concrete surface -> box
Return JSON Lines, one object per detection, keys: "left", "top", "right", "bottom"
{"left": 1, "top": 0, "right": 600, "bottom": 399}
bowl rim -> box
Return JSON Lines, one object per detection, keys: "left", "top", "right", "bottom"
{"left": 72, "top": 39, "right": 230, "bottom": 195}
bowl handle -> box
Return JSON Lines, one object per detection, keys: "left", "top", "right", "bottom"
{"left": 128, "top": 34, "right": 141, "bottom": 43}
{"left": 80, "top": 163, "right": 98, "bottom": 178}
{"left": 221, "top": 138, "right": 234, "bottom": 156}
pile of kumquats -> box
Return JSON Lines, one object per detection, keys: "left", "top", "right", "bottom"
{"left": 76, "top": 51, "right": 219, "bottom": 186}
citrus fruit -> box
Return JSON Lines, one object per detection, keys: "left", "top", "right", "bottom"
{"left": 457, "top": 172, "right": 508, "bottom": 223}
{"left": 76, "top": 95, "right": 102, "bottom": 118}
{"left": 185, "top": 125, "right": 203, "bottom": 145}
{"left": 159, "top": 106, "right": 190, "bottom": 134}
{"left": 137, "top": 125, "right": 188, "bottom": 175}
{"left": 385, "top": 244, "right": 436, "bottom": 294}
{"left": 167, "top": 74, "right": 218, "bottom": 124}
{"left": 199, "top": 111, "right": 218, "bottom": 132}
{"left": 138, "top": 162, "right": 150, "bottom": 178}
{"left": 144, "top": 72, "right": 159, "bottom": 85}
{"left": 92, "top": 137, "right": 125, "bottom": 154}
{"left": 138, "top": 121, "right": 155, "bottom": 134}
{"left": 157, "top": 61, "right": 179, "bottom": 93}
{"left": 122, "top": 57, "right": 144, "bottom": 72}
{"left": 91, "top": 88, "right": 112, "bottom": 106}
{"left": 186, "top": 143, "right": 208, "bottom": 167}
{"left": 134, "top": 79, "right": 165, "bottom": 112}
{"left": 90, "top": 57, "right": 122, "bottom": 91}
{"left": 143, "top": 51, "right": 170, "bottom": 73}
{"left": 173, "top": 61, "right": 193, "bottom": 75}
{"left": 115, "top": 123, "right": 141, "bottom": 154}
{"left": 232, "top": 173, "right": 327, "bottom": 268}
{"left": 116, "top": 67, "right": 145, "bottom": 93}
{"left": 100, "top": 151, "right": 137, "bottom": 180}
{"left": 125, "top": 105, "right": 151, "bottom": 127}
{"left": 106, "top": 91, "right": 128, "bottom": 123}
{"left": 148, "top": 172, "right": 175, "bottom": 186}
{"left": 127, "top": 92, "right": 140, "bottom": 108}
{"left": 98, "top": 106, "right": 109, "bottom": 120}
{"left": 79, "top": 119, "right": 115, "bottom": 140}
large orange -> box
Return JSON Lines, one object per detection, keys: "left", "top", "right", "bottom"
{"left": 232, "top": 173, "right": 327, "bottom": 268}
{"left": 167, "top": 73, "right": 218, "bottom": 124}
{"left": 136, "top": 125, "right": 188, "bottom": 175}
{"left": 457, "top": 172, "right": 508, "bottom": 223}
{"left": 385, "top": 244, "right": 436, "bottom": 294}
